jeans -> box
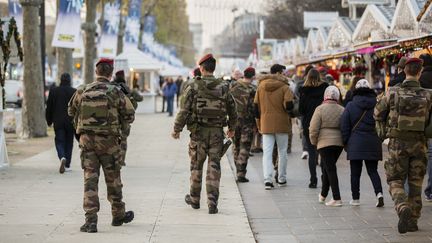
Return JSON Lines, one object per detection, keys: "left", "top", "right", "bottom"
{"left": 304, "top": 129, "right": 318, "bottom": 184}
{"left": 350, "top": 160, "right": 383, "bottom": 200}
{"left": 319, "top": 146, "right": 343, "bottom": 200}
{"left": 166, "top": 96, "right": 174, "bottom": 116}
{"left": 263, "top": 133, "right": 288, "bottom": 183}
{"left": 54, "top": 123, "right": 75, "bottom": 168}
{"left": 162, "top": 96, "right": 166, "bottom": 112}
{"left": 424, "top": 139, "right": 432, "bottom": 197}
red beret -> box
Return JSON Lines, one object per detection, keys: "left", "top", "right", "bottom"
{"left": 198, "top": 54, "right": 214, "bottom": 65}
{"left": 244, "top": 67, "right": 255, "bottom": 73}
{"left": 115, "top": 70, "right": 125, "bottom": 77}
{"left": 96, "top": 58, "right": 114, "bottom": 67}
{"left": 405, "top": 57, "right": 423, "bottom": 66}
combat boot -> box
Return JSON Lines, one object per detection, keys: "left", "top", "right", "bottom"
{"left": 112, "top": 211, "right": 135, "bottom": 226}
{"left": 185, "top": 194, "right": 200, "bottom": 209}
{"left": 398, "top": 206, "right": 412, "bottom": 234}
{"left": 208, "top": 205, "right": 218, "bottom": 214}
{"left": 237, "top": 177, "right": 249, "bottom": 183}
{"left": 80, "top": 222, "right": 97, "bottom": 233}
{"left": 407, "top": 220, "right": 418, "bottom": 232}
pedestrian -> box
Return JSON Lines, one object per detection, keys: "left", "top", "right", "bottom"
{"left": 344, "top": 63, "right": 367, "bottom": 106}
{"left": 299, "top": 68, "right": 329, "bottom": 188}
{"left": 163, "top": 78, "right": 177, "bottom": 116}
{"left": 374, "top": 57, "right": 432, "bottom": 234}
{"left": 309, "top": 86, "right": 345, "bottom": 207}
{"left": 231, "top": 67, "right": 257, "bottom": 182}
{"left": 420, "top": 54, "right": 432, "bottom": 202}
{"left": 45, "top": 73, "right": 76, "bottom": 174}
{"left": 68, "top": 58, "right": 136, "bottom": 233}
{"left": 254, "top": 64, "right": 295, "bottom": 190}
{"left": 112, "top": 70, "right": 142, "bottom": 166}
{"left": 389, "top": 56, "right": 408, "bottom": 87}
{"left": 340, "top": 79, "right": 384, "bottom": 207}
{"left": 175, "top": 76, "right": 183, "bottom": 107}
{"left": 160, "top": 77, "right": 167, "bottom": 112}
{"left": 171, "top": 54, "right": 237, "bottom": 214}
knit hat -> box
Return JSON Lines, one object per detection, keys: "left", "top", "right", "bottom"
{"left": 323, "top": 86, "right": 340, "bottom": 101}
{"left": 355, "top": 79, "right": 370, "bottom": 89}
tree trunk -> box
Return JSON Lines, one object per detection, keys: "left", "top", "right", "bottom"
{"left": 138, "top": 0, "right": 158, "bottom": 50}
{"left": 20, "top": 0, "right": 47, "bottom": 138}
{"left": 82, "top": 0, "right": 98, "bottom": 84}
{"left": 56, "top": 48, "right": 73, "bottom": 83}
{"left": 117, "top": 0, "right": 127, "bottom": 55}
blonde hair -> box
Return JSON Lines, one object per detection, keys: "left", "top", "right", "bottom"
{"left": 303, "top": 68, "right": 322, "bottom": 87}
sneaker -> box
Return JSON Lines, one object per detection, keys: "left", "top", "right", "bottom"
{"left": 398, "top": 207, "right": 412, "bottom": 234}
{"left": 318, "top": 194, "right": 326, "bottom": 204}
{"left": 112, "top": 211, "right": 134, "bottom": 226}
{"left": 65, "top": 167, "right": 72, "bottom": 172}
{"left": 185, "top": 194, "right": 200, "bottom": 209}
{"left": 264, "top": 182, "right": 274, "bottom": 190}
{"left": 278, "top": 181, "right": 287, "bottom": 187}
{"left": 59, "top": 158, "right": 66, "bottom": 174}
{"left": 80, "top": 222, "right": 97, "bottom": 233}
{"left": 237, "top": 177, "right": 249, "bottom": 183}
{"left": 249, "top": 153, "right": 254, "bottom": 157}
{"left": 208, "top": 206, "right": 218, "bottom": 214}
{"left": 425, "top": 194, "right": 432, "bottom": 202}
{"left": 308, "top": 182, "right": 317, "bottom": 188}
{"left": 349, "top": 199, "right": 360, "bottom": 206}
{"left": 301, "top": 151, "right": 308, "bottom": 160}
{"left": 325, "top": 199, "right": 342, "bottom": 207}
{"left": 376, "top": 193, "right": 384, "bottom": 207}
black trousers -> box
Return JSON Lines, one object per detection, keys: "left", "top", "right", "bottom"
{"left": 319, "top": 146, "right": 343, "bottom": 200}
{"left": 54, "top": 123, "right": 75, "bottom": 168}
{"left": 304, "top": 129, "right": 318, "bottom": 183}
{"left": 350, "top": 160, "right": 383, "bottom": 200}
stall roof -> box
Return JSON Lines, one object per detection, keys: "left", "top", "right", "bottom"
{"left": 326, "top": 17, "right": 359, "bottom": 49}
{"left": 116, "top": 48, "right": 162, "bottom": 72}
{"left": 390, "top": 0, "right": 427, "bottom": 36}
{"left": 417, "top": 0, "right": 432, "bottom": 20}
{"left": 352, "top": 4, "right": 396, "bottom": 43}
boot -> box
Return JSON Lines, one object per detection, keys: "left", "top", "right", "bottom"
{"left": 80, "top": 222, "right": 97, "bottom": 233}
{"left": 237, "top": 177, "right": 249, "bottom": 183}
{"left": 185, "top": 194, "right": 200, "bottom": 209}
{"left": 208, "top": 205, "right": 218, "bottom": 214}
{"left": 112, "top": 211, "right": 135, "bottom": 226}
{"left": 398, "top": 207, "right": 412, "bottom": 234}
{"left": 407, "top": 220, "right": 418, "bottom": 232}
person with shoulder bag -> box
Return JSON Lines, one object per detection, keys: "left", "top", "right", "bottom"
{"left": 340, "top": 79, "right": 384, "bottom": 208}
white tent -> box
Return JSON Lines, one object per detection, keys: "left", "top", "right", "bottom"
{"left": 116, "top": 48, "right": 162, "bottom": 72}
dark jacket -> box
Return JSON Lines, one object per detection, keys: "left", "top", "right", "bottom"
{"left": 420, "top": 66, "right": 432, "bottom": 89}
{"left": 340, "top": 88, "right": 382, "bottom": 161}
{"left": 46, "top": 83, "right": 76, "bottom": 129}
{"left": 389, "top": 71, "right": 406, "bottom": 87}
{"left": 299, "top": 82, "right": 329, "bottom": 130}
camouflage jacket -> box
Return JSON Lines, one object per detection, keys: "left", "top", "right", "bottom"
{"left": 374, "top": 80, "right": 432, "bottom": 139}
{"left": 112, "top": 80, "right": 143, "bottom": 110}
{"left": 68, "top": 77, "right": 135, "bottom": 136}
{"left": 230, "top": 79, "right": 256, "bottom": 126}
{"left": 174, "top": 75, "right": 237, "bottom": 133}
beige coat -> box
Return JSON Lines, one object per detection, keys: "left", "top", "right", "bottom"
{"left": 309, "top": 102, "right": 344, "bottom": 150}
{"left": 254, "top": 74, "right": 294, "bottom": 134}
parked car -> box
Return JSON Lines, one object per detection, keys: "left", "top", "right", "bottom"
{"left": 5, "top": 79, "right": 23, "bottom": 107}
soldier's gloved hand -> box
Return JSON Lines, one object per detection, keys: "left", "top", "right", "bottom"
{"left": 226, "top": 130, "right": 235, "bottom": 138}
{"left": 172, "top": 131, "right": 180, "bottom": 139}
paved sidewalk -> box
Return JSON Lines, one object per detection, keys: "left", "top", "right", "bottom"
{"left": 0, "top": 114, "right": 254, "bottom": 243}
{"left": 235, "top": 130, "right": 432, "bottom": 243}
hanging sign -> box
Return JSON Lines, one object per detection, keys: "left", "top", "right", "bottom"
{"left": 98, "top": 0, "right": 121, "bottom": 58}
{"left": 8, "top": 0, "right": 22, "bottom": 33}
{"left": 52, "top": 0, "right": 83, "bottom": 49}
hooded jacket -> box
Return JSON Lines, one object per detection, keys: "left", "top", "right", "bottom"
{"left": 420, "top": 66, "right": 432, "bottom": 89}
{"left": 299, "top": 82, "right": 329, "bottom": 130}
{"left": 254, "top": 74, "right": 294, "bottom": 134}
{"left": 340, "top": 88, "right": 382, "bottom": 161}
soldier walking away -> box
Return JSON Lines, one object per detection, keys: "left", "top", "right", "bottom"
{"left": 231, "top": 67, "right": 257, "bottom": 182}
{"left": 172, "top": 54, "right": 237, "bottom": 214}
{"left": 45, "top": 73, "right": 76, "bottom": 173}
{"left": 374, "top": 58, "right": 432, "bottom": 234}
{"left": 112, "top": 70, "right": 143, "bottom": 166}
{"left": 68, "top": 58, "right": 136, "bottom": 233}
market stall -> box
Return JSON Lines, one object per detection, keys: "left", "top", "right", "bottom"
{"left": 115, "top": 48, "right": 161, "bottom": 113}
{"left": 390, "top": 0, "right": 426, "bottom": 38}
{"left": 418, "top": 0, "right": 432, "bottom": 34}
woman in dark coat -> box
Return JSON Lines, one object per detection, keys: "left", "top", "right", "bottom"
{"left": 340, "top": 79, "right": 384, "bottom": 207}
{"left": 299, "top": 68, "right": 329, "bottom": 188}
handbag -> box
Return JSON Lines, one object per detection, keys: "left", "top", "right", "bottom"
{"left": 352, "top": 110, "right": 367, "bottom": 132}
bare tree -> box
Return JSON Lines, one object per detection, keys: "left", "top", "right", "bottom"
{"left": 82, "top": 0, "right": 98, "bottom": 84}
{"left": 19, "top": 0, "right": 47, "bottom": 138}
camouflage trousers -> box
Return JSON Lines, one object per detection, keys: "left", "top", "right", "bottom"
{"left": 233, "top": 124, "right": 254, "bottom": 178}
{"left": 188, "top": 127, "right": 224, "bottom": 207}
{"left": 80, "top": 133, "right": 125, "bottom": 224}
{"left": 385, "top": 138, "right": 427, "bottom": 222}
{"left": 119, "top": 135, "right": 127, "bottom": 166}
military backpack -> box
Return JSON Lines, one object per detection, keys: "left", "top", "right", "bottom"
{"left": 392, "top": 87, "right": 428, "bottom": 132}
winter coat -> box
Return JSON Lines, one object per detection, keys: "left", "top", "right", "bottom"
{"left": 46, "top": 83, "right": 76, "bottom": 129}
{"left": 420, "top": 66, "right": 432, "bottom": 89}
{"left": 340, "top": 88, "right": 382, "bottom": 161}
{"left": 254, "top": 74, "right": 294, "bottom": 134}
{"left": 389, "top": 71, "right": 406, "bottom": 87}
{"left": 309, "top": 101, "right": 344, "bottom": 150}
{"left": 163, "top": 83, "right": 178, "bottom": 98}
{"left": 299, "top": 82, "right": 329, "bottom": 130}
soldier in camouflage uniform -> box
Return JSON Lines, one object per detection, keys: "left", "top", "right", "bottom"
{"left": 112, "top": 70, "right": 143, "bottom": 166}
{"left": 68, "top": 58, "right": 136, "bottom": 233}
{"left": 230, "top": 67, "right": 257, "bottom": 182}
{"left": 374, "top": 58, "right": 432, "bottom": 234}
{"left": 172, "top": 54, "right": 237, "bottom": 214}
